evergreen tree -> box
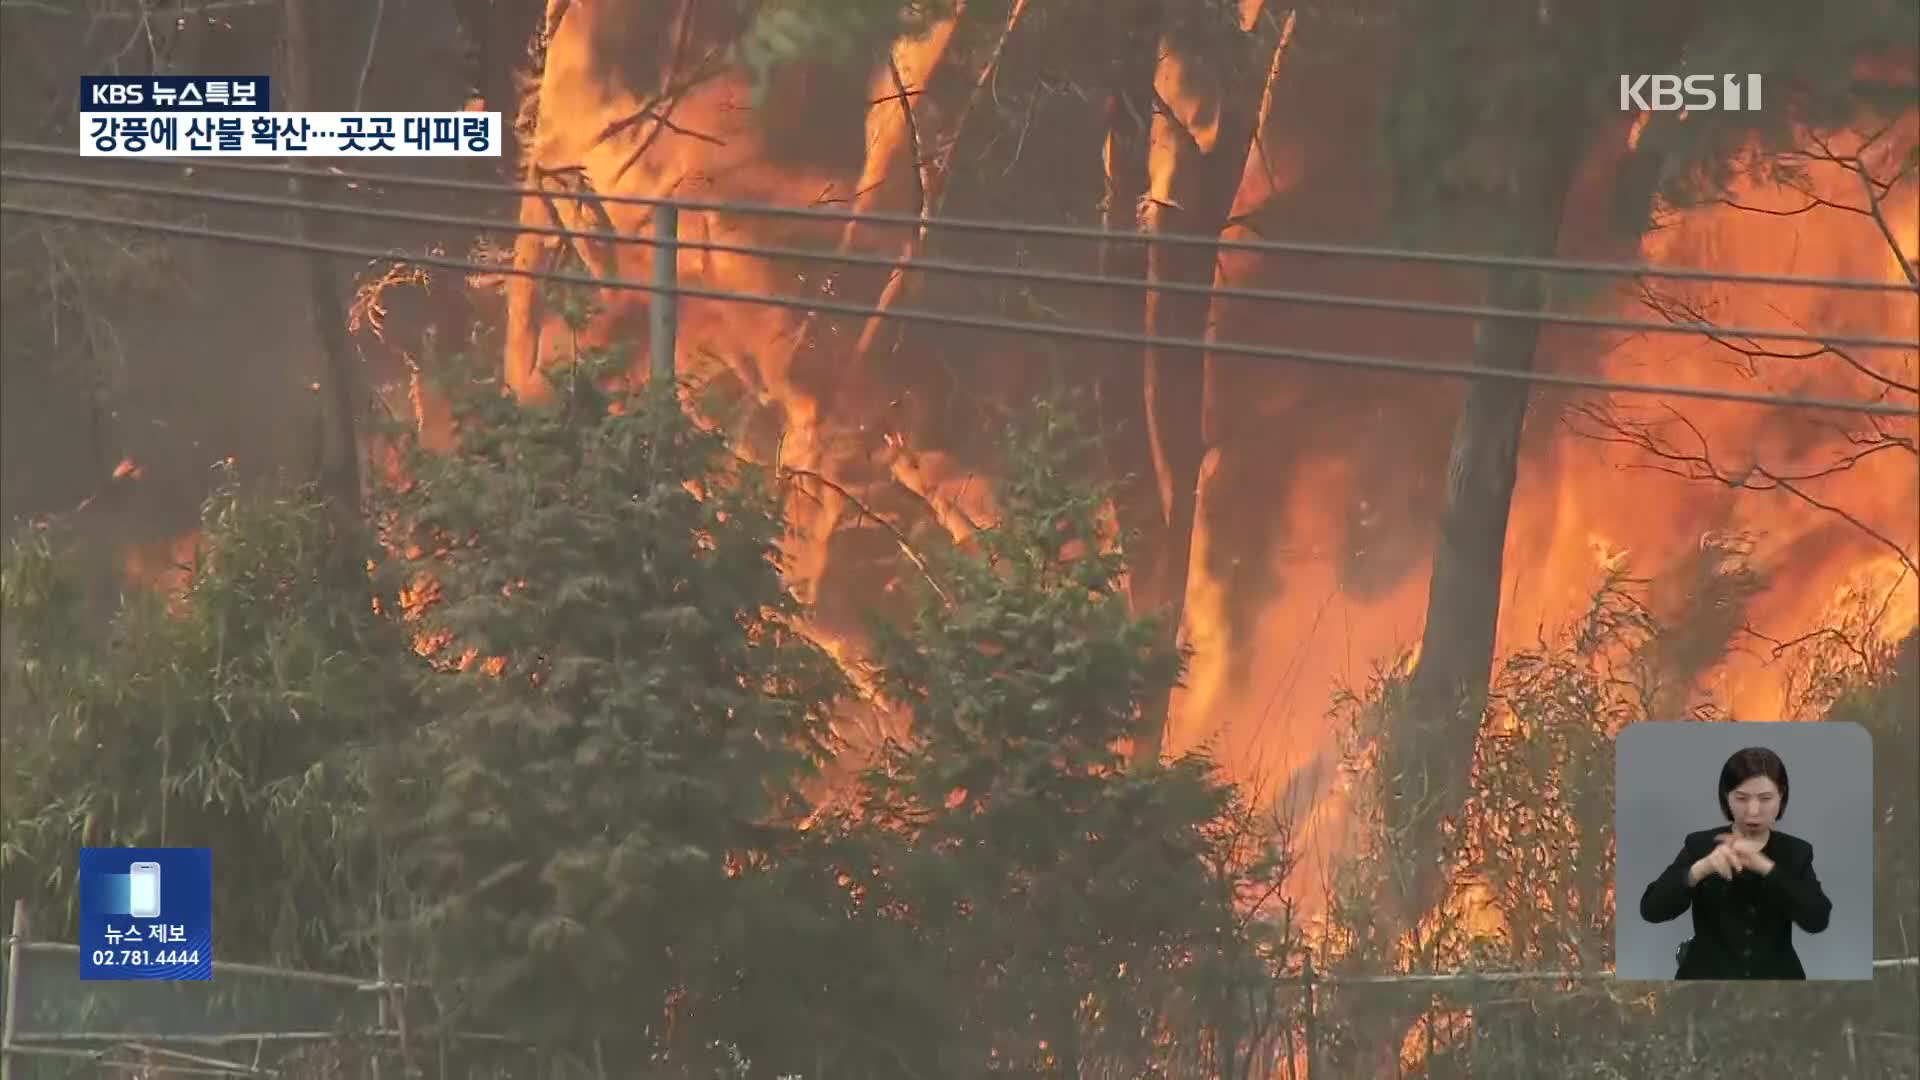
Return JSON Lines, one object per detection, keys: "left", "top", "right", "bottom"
{"left": 376, "top": 340, "right": 845, "bottom": 1067}
{"left": 812, "top": 400, "right": 1293, "bottom": 1076}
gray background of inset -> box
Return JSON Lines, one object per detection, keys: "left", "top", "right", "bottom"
{"left": 1614, "top": 722, "right": 1873, "bottom": 981}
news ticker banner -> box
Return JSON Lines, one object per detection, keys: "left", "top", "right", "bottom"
{"left": 82, "top": 75, "right": 270, "bottom": 111}
{"left": 78, "top": 847, "right": 213, "bottom": 981}
{"left": 79, "top": 74, "right": 500, "bottom": 157}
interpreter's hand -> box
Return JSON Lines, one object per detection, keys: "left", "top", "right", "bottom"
{"left": 1719, "top": 834, "right": 1775, "bottom": 876}
{"left": 1691, "top": 842, "right": 1741, "bottom": 884}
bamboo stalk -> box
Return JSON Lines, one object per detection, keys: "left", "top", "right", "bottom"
{"left": 2, "top": 901, "right": 25, "bottom": 1080}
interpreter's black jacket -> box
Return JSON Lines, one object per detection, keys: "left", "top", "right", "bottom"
{"left": 1639, "top": 827, "right": 1832, "bottom": 980}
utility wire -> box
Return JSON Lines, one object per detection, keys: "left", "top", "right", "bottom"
{"left": 7, "top": 166, "right": 1917, "bottom": 354}
{"left": 6, "top": 198, "right": 1914, "bottom": 419}
{"left": 6, "top": 139, "right": 1917, "bottom": 294}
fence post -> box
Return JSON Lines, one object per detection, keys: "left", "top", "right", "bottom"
{"left": 2, "top": 899, "right": 26, "bottom": 1080}
{"left": 650, "top": 203, "right": 679, "bottom": 385}
{"left": 1302, "top": 954, "right": 1317, "bottom": 1080}
{"left": 373, "top": 870, "right": 387, "bottom": 1080}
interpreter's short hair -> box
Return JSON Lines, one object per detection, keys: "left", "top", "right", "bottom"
{"left": 1718, "top": 746, "right": 1790, "bottom": 821}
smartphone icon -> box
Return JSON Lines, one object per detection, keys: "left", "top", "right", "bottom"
{"left": 128, "top": 862, "right": 162, "bottom": 919}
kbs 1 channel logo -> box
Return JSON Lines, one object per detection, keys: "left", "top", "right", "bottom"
{"left": 1619, "top": 73, "right": 1764, "bottom": 113}
{"left": 79, "top": 74, "right": 501, "bottom": 158}
{"left": 78, "top": 847, "right": 213, "bottom": 981}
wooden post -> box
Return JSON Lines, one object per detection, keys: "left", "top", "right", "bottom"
{"left": 649, "top": 204, "right": 679, "bottom": 384}
{"left": 3, "top": 900, "right": 27, "bottom": 1080}
{"left": 373, "top": 871, "right": 386, "bottom": 1080}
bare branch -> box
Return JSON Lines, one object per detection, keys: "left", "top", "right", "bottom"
{"left": 601, "top": 39, "right": 731, "bottom": 188}
{"left": 885, "top": 54, "right": 927, "bottom": 223}
{"left": 778, "top": 466, "right": 951, "bottom": 607}
{"left": 1715, "top": 196, "right": 1824, "bottom": 218}
{"left": 1856, "top": 116, "right": 1905, "bottom": 156}
{"left": 353, "top": 0, "right": 386, "bottom": 111}
{"left": 1637, "top": 284, "right": 1918, "bottom": 396}
{"left": 1766, "top": 131, "right": 1919, "bottom": 286}
{"left": 1736, "top": 624, "right": 1873, "bottom": 670}
{"left": 1856, "top": 160, "right": 1919, "bottom": 287}
{"left": 1568, "top": 402, "right": 1919, "bottom": 580}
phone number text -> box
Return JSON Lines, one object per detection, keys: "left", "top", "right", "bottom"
{"left": 90, "top": 949, "right": 201, "bottom": 966}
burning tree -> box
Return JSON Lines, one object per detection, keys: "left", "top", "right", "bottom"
{"left": 1570, "top": 112, "right": 1917, "bottom": 715}
{"left": 4, "top": 1, "right": 1916, "bottom": 1074}
{"left": 1371, "top": 0, "right": 1915, "bottom": 931}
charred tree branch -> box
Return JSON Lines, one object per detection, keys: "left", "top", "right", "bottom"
{"left": 847, "top": 0, "right": 1028, "bottom": 374}
{"left": 1637, "top": 284, "right": 1918, "bottom": 396}
{"left": 1765, "top": 131, "right": 1918, "bottom": 287}
{"left": 1568, "top": 402, "right": 1919, "bottom": 580}
{"left": 602, "top": 49, "right": 731, "bottom": 187}
{"left": 779, "top": 466, "right": 950, "bottom": 607}
{"left": 1738, "top": 623, "right": 1876, "bottom": 670}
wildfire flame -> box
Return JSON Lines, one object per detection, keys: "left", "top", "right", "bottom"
{"left": 477, "top": 5, "right": 1919, "bottom": 925}
{"left": 104, "top": 2, "right": 1911, "bottom": 967}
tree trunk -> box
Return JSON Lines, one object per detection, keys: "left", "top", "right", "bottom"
{"left": 447, "top": 0, "right": 547, "bottom": 173}
{"left": 1387, "top": 161, "right": 1580, "bottom": 924}
{"left": 1096, "top": 0, "right": 1162, "bottom": 751}
{"left": 284, "top": 0, "right": 361, "bottom": 523}
{"left": 1122, "top": 3, "right": 1286, "bottom": 762}
{"left": 1105, "top": 0, "right": 1159, "bottom": 684}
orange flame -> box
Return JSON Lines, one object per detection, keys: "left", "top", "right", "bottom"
{"left": 484, "top": 5, "right": 1915, "bottom": 936}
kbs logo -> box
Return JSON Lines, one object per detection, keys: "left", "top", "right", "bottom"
{"left": 1619, "top": 74, "right": 1762, "bottom": 113}
{"left": 88, "top": 82, "right": 144, "bottom": 107}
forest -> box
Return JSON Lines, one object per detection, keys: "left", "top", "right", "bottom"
{"left": 1, "top": 1, "right": 1916, "bottom": 1077}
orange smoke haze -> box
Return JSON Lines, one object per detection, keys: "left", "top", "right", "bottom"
{"left": 1175, "top": 111, "right": 1916, "bottom": 905}
{"left": 110, "top": 3, "right": 1914, "bottom": 930}
{"left": 494, "top": 6, "right": 1916, "bottom": 913}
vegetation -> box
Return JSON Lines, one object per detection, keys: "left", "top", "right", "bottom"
{"left": 1315, "top": 565, "right": 1918, "bottom": 1079}
{"left": 0, "top": 1, "right": 1912, "bottom": 1076}
{"left": 375, "top": 341, "right": 847, "bottom": 1066}
{"left": 0, "top": 307, "right": 1304, "bottom": 1076}
{"left": 5, "top": 312, "right": 1914, "bottom": 1075}
{"left": 2, "top": 476, "right": 401, "bottom": 970}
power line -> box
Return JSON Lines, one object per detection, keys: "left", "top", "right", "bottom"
{"left": 7, "top": 198, "right": 1913, "bottom": 418}
{"left": 0, "top": 0, "right": 281, "bottom": 17}
{"left": 8, "top": 166, "right": 1918, "bottom": 354}
{"left": 6, "top": 139, "right": 1917, "bottom": 295}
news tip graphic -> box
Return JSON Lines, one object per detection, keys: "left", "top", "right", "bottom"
{"left": 79, "top": 74, "right": 501, "bottom": 158}
{"left": 79, "top": 847, "right": 213, "bottom": 981}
